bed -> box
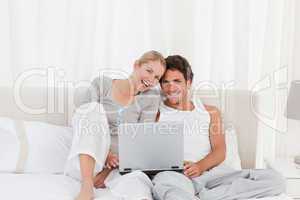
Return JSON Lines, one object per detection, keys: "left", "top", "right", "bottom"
{"left": 0, "top": 173, "right": 291, "bottom": 200}
{"left": 0, "top": 86, "right": 293, "bottom": 200}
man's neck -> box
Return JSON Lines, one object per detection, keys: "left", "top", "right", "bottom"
{"left": 164, "top": 98, "right": 195, "bottom": 111}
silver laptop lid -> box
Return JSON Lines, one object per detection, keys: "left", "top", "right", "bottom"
{"left": 118, "top": 121, "right": 184, "bottom": 173}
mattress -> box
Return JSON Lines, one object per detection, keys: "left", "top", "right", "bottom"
{"left": 0, "top": 173, "right": 292, "bottom": 200}
{"left": 0, "top": 173, "right": 117, "bottom": 200}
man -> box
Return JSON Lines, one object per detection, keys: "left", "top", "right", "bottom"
{"left": 152, "top": 55, "right": 285, "bottom": 200}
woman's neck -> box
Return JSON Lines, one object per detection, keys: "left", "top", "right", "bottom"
{"left": 113, "top": 78, "right": 139, "bottom": 97}
{"left": 128, "top": 76, "right": 140, "bottom": 96}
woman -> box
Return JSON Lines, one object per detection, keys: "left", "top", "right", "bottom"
{"left": 65, "top": 51, "right": 166, "bottom": 200}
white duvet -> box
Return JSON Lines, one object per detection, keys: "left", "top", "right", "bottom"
{"left": 0, "top": 173, "right": 292, "bottom": 200}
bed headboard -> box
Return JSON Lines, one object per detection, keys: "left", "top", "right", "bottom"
{"left": 0, "top": 86, "right": 258, "bottom": 169}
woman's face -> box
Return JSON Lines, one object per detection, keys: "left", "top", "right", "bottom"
{"left": 133, "top": 60, "right": 165, "bottom": 92}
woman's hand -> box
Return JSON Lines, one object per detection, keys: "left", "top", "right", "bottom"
{"left": 93, "top": 168, "right": 112, "bottom": 189}
{"left": 105, "top": 152, "right": 119, "bottom": 169}
{"left": 183, "top": 162, "right": 204, "bottom": 178}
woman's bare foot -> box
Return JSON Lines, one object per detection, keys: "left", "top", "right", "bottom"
{"left": 76, "top": 179, "right": 94, "bottom": 200}
{"left": 93, "top": 167, "right": 113, "bottom": 188}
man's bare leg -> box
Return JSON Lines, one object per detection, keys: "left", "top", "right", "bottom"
{"left": 76, "top": 154, "right": 95, "bottom": 200}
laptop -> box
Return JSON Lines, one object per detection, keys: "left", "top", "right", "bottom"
{"left": 118, "top": 121, "right": 184, "bottom": 175}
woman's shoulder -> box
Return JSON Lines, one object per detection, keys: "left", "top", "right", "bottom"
{"left": 91, "top": 75, "right": 111, "bottom": 87}
{"left": 90, "top": 76, "right": 112, "bottom": 101}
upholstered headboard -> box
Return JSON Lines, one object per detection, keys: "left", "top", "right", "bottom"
{"left": 0, "top": 86, "right": 258, "bottom": 169}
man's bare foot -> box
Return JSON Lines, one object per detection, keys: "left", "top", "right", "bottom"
{"left": 76, "top": 179, "right": 94, "bottom": 200}
{"left": 93, "top": 168, "right": 113, "bottom": 188}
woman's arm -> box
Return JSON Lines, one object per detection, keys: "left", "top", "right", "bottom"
{"left": 184, "top": 105, "right": 226, "bottom": 178}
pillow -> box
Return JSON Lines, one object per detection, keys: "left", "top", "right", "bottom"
{"left": 0, "top": 117, "right": 73, "bottom": 174}
{"left": 222, "top": 127, "right": 242, "bottom": 170}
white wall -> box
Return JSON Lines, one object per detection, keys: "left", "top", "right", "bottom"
{"left": 273, "top": 0, "right": 300, "bottom": 160}
{"left": 255, "top": 0, "right": 300, "bottom": 167}
{"left": 292, "top": 0, "right": 300, "bottom": 80}
{"left": 284, "top": 0, "right": 300, "bottom": 158}
{"left": 285, "top": 121, "right": 300, "bottom": 157}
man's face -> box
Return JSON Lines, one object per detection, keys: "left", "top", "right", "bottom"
{"left": 160, "top": 69, "right": 191, "bottom": 105}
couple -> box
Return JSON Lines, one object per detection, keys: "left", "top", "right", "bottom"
{"left": 65, "top": 51, "right": 285, "bottom": 200}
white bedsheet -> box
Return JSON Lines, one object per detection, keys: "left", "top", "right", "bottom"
{"left": 0, "top": 173, "right": 117, "bottom": 200}
{"left": 0, "top": 173, "right": 292, "bottom": 200}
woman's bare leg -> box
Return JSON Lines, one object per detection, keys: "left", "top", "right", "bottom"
{"left": 76, "top": 154, "right": 95, "bottom": 200}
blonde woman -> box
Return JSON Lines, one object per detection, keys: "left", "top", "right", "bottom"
{"left": 65, "top": 51, "right": 166, "bottom": 200}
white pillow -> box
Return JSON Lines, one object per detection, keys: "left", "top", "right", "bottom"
{"left": 0, "top": 117, "right": 73, "bottom": 174}
{"left": 222, "top": 127, "right": 242, "bottom": 170}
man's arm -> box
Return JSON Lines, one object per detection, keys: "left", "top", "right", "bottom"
{"left": 184, "top": 105, "right": 226, "bottom": 178}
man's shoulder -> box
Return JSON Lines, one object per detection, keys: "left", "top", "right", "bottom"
{"left": 203, "top": 104, "right": 221, "bottom": 116}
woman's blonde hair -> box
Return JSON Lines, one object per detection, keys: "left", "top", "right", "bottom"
{"left": 137, "top": 50, "right": 166, "bottom": 68}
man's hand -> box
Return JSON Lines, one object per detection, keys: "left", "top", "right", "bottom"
{"left": 105, "top": 152, "right": 119, "bottom": 169}
{"left": 183, "top": 162, "right": 204, "bottom": 178}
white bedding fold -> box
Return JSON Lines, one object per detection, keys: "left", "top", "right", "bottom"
{"left": 0, "top": 173, "right": 292, "bottom": 200}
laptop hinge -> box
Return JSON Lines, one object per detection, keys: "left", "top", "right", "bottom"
{"left": 171, "top": 166, "right": 180, "bottom": 169}
{"left": 124, "top": 168, "right": 132, "bottom": 172}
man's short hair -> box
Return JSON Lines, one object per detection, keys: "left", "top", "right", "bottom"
{"left": 162, "top": 55, "right": 194, "bottom": 82}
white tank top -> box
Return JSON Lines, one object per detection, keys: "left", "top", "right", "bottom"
{"left": 159, "top": 101, "right": 211, "bottom": 162}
